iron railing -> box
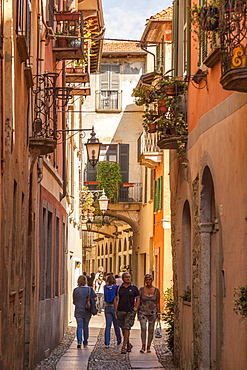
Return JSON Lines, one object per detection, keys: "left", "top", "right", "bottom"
{"left": 31, "top": 73, "right": 71, "bottom": 139}
{"left": 221, "top": 0, "right": 247, "bottom": 74}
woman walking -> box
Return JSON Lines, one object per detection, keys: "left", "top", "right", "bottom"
{"left": 138, "top": 274, "right": 160, "bottom": 353}
{"left": 104, "top": 275, "right": 122, "bottom": 347}
{"left": 94, "top": 272, "right": 106, "bottom": 315}
{"left": 73, "top": 275, "right": 97, "bottom": 348}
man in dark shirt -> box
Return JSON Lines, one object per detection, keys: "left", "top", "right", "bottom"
{"left": 114, "top": 272, "right": 140, "bottom": 354}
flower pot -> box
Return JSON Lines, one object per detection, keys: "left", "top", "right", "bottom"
{"left": 74, "top": 67, "right": 83, "bottom": 73}
{"left": 158, "top": 99, "right": 168, "bottom": 114}
{"left": 147, "top": 122, "right": 157, "bottom": 133}
{"left": 55, "top": 12, "right": 80, "bottom": 21}
{"left": 164, "top": 85, "right": 176, "bottom": 95}
{"left": 66, "top": 67, "right": 74, "bottom": 74}
{"left": 57, "top": 37, "right": 68, "bottom": 48}
{"left": 225, "top": 0, "right": 235, "bottom": 12}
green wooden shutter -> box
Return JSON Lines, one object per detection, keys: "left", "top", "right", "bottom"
{"left": 154, "top": 180, "right": 158, "bottom": 212}
{"left": 158, "top": 176, "right": 163, "bottom": 210}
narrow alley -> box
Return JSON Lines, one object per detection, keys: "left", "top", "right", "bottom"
{"left": 35, "top": 315, "right": 176, "bottom": 370}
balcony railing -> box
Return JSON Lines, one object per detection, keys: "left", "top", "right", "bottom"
{"left": 118, "top": 183, "right": 142, "bottom": 203}
{"left": 138, "top": 131, "right": 162, "bottom": 169}
{"left": 53, "top": 11, "right": 84, "bottom": 60}
{"left": 29, "top": 73, "right": 71, "bottom": 155}
{"left": 83, "top": 181, "right": 142, "bottom": 203}
{"left": 138, "top": 131, "right": 161, "bottom": 158}
{"left": 95, "top": 90, "right": 122, "bottom": 111}
{"left": 220, "top": 0, "right": 247, "bottom": 92}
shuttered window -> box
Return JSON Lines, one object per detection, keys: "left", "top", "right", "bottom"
{"left": 154, "top": 176, "right": 163, "bottom": 212}
{"left": 98, "top": 65, "right": 120, "bottom": 110}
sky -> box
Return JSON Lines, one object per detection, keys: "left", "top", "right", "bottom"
{"left": 102, "top": 0, "right": 173, "bottom": 41}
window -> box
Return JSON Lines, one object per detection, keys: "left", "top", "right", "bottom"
{"left": 96, "top": 64, "right": 121, "bottom": 110}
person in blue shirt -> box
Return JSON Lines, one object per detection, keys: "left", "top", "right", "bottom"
{"left": 73, "top": 275, "right": 97, "bottom": 348}
{"left": 103, "top": 275, "right": 122, "bottom": 348}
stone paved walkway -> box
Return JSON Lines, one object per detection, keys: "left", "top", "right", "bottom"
{"left": 36, "top": 313, "right": 178, "bottom": 369}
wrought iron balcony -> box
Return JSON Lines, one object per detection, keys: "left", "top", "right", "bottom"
{"left": 29, "top": 73, "right": 71, "bottom": 155}
{"left": 220, "top": 0, "right": 247, "bottom": 92}
{"left": 53, "top": 11, "right": 84, "bottom": 60}
{"left": 138, "top": 132, "right": 162, "bottom": 169}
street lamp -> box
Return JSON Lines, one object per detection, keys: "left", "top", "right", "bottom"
{"left": 98, "top": 189, "right": 109, "bottom": 214}
{"left": 85, "top": 126, "right": 101, "bottom": 167}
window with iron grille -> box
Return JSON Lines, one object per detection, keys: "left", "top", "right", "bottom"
{"left": 97, "top": 64, "right": 121, "bottom": 110}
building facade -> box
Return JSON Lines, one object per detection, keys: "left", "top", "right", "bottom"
{"left": 167, "top": 1, "right": 247, "bottom": 369}
{"left": 0, "top": 0, "right": 104, "bottom": 368}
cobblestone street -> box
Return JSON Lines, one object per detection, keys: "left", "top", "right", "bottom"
{"left": 35, "top": 313, "right": 178, "bottom": 370}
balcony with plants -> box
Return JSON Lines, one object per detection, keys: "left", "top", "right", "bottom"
{"left": 133, "top": 72, "right": 188, "bottom": 156}
{"left": 53, "top": 10, "right": 84, "bottom": 60}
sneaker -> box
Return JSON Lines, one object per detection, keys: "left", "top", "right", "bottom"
{"left": 105, "top": 345, "right": 109, "bottom": 348}
{"left": 77, "top": 344, "right": 81, "bottom": 349}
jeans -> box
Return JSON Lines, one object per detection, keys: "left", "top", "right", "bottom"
{"left": 96, "top": 293, "right": 104, "bottom": 313}
{"left": 104, "top": 305, "right": 122, "bottom": 346}
{"left": 76, "top": 317, "right": 90, "bottom": 345}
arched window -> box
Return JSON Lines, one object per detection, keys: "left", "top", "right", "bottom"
{"left": 105, "top": 243, "right": 108, "bottom": 255}
{"left": 101, "top": 244, "right": 104, "bottom": 255}
{"left": 110, "top": 242, "right": 113, "bottom": 254}
{"left": 118, "top": 240, "right": 122, "bottom": 252}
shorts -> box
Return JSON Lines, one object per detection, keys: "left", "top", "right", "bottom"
{"left": 116, "top": 310, "right": 136, "bottom": 330}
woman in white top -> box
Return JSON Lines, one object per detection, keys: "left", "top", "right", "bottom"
{"left": 93, "top": 273, "right": 106, "bottom": 314}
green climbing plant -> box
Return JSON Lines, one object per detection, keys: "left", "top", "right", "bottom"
{"left": 163, "top": 287, "right": 174, "bottom": 353}
{"left": 96, "top": 161, "right": 122, "bottom": 202}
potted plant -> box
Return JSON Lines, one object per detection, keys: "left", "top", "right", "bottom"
{"left": 96, "top": 161, "right": 122, "bottom": 203}
{"left": 132, "top": 84, "right": 155, "bottom": 106}
{"left": 234, "top": 283, "right": 247, "bottom": 320}
{"left": 55, "top": 32, "right": 68, "bottom": 47}
{"left": 142, "top": 108, "right": 158, "bottom": 133}
{"left": 153, "top": 72, "right": 187, "bottom": 96}
{"left": 180, "top": 286, "right": 191, "bottom": 302}
{"left": 80, "top": 186, "right": 96, "bottom": 219}
{"left": 73, "top": 59, "right": 85, "bottom": 73}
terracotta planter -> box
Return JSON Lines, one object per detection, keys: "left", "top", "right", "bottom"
{"left": 57, "top": 37, "right": 68, "bottom": 48}
{"left": 74, "top": 67, "right": 83, "bottom": 73}
{"left": 158, "top": 99, "right": 168, "bottom": 114}
{"left": 164, "top": 85, "right": 176, "bottom": 95}
{"left": 147, "top": 122, "right": 157, "bottom": 133}
{"left": 55, "top": 12, "right": 80, "bottom": 21}
{"left": 66, "top": 67, "right": 74, "bottom": 74}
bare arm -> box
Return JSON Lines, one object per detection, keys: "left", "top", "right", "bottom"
{"left": 156, "top": 289, "right": 161, "bottom": 319}
{"left": 134, "top": 296, "right": 140, "bottom": 312}
{"left": 114, "top": 295, "right": 119, "bottom": 312}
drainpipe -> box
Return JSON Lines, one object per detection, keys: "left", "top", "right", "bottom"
{"left": 60, "top": 62, "right": 67, "bottom": 201}
{"left": 140, "top": 44, "right": 156, "bottom": 72}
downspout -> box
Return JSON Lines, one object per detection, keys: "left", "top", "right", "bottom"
{"left": 60, "top": 63, "right": 67, "bottom": 201}
{"left": 140, "top": 43, "right": 156, "bottom": 72}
